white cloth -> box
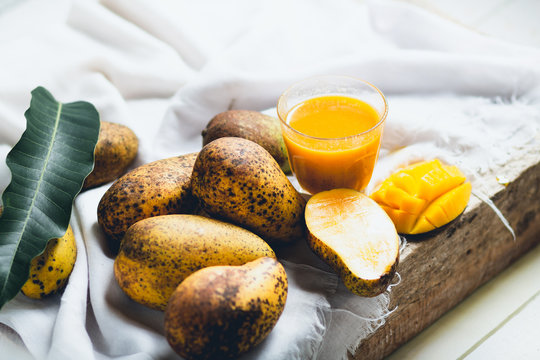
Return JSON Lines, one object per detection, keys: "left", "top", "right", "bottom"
{"left": 0, "top": 0, "right": 539, "bottom": 359}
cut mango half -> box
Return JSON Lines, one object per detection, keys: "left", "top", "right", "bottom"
{"left": 370, "top": 159, "right": 472, "bottom": 234}
{"left": 305, "top": 189, "right": 400, "bottom": 297}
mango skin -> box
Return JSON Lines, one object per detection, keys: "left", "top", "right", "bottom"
{"left": 97, "top": 153, "right": 198, "bottom": 252}
{"left": 164, "top": 257, "right": 287, "bottom": 360}
{"left": 202, "top": 110, "right": 291, "bottom": 174}
{"left": 114, "top": 214, "right": 276, "bottom": 311}
{"left": 21, "top": 225, "right": 77, "bottom": 299}
{"left": 83, "top": 121, "right": 139, "bottom": 190}
{"left": 191, "top": 137, "right": 306, "bottom": 244}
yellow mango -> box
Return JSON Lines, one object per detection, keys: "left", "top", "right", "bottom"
{"left": 22, "top": 226, "right": 77, "bottom": 299}
{"left": 370, "top": 159, "right": 471, "bottom": 234}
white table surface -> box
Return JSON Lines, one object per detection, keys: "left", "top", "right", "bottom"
{"left": 1, "top": 1, "right": 539, "bottom": 359}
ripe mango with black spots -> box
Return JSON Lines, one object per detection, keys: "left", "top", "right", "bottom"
{"left": 164, "top": 257, "right": 287, "bottom": 360}
{"left": 202, "top": 110, "right": 291, "bottom": 174}
{"left": 191, "top": 137, "right": 306, "bottom": 244}
{"left": 97, "top": 153, "right": 198, "bottom": 252}
{"left": 114, "top": 214, "right": 275, "bottom": 311}
{"left": 0, "top": 206, "right": 76, "bottom": 299}
{"left": 21, "top": 225, "right": 77, "bottom": 299}
{"left": 370, "top": 159, "right": 472, "bottom": 234}
{"left": 83, "top": 121, "right": 139, "bottom": 190}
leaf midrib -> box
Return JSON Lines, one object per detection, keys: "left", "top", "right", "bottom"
{"left": 2, "top": 101, "right": 63, "bottom": 292}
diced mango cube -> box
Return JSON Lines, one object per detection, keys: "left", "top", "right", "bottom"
{"left": 444, "top": 165, "right": 467, "bottom": 181}
{"left": 401, "top": 159, "right": 442, "bottom": 179}
{"left": 410, "top": 216, "right": 436, "bottom": 234}
{"left": 389, "top": 172, "right": 418, "bottom": 195}
{"left": 370, "top": 182, "right": 390, "bottom": 206}
{"left": 412, "top": 205, "right": 449, "bottom": 234}
{"left": 430, "top": 182, "right": 471, "bottom": 225}
{"left": 380, "top": 205, "right": 417, "bottom": 234}
{"left": 382, "top": 186, "right": 426, "bottom": 215}
{"left": 404, "top": 159, "right": 443, "bottom": 181}
{"left": 417, "top": 165, "right": 465, "bottom": 202}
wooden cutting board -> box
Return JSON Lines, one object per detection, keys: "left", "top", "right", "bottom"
{"left": 353, "top": 145, "right": 540, "bottom": 359}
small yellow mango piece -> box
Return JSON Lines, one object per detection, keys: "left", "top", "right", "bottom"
{"left": 370, "top": 159, "right": 471, "bottom": 234}
{"left": 417, "top": 165, "right": 466, "bottom": 202}
{"left": 412, "top": 182, "right": 472, "bottom": 234}
{"left": 385, "top": 186, "right": 427, "bottom": 215}
{"left": 380, "top": 205, "right": 417, "bottom": 234}
{"left": 388, "top": 172, "right": 418, "bottom": 195}
{"left": 404, "top": 159, "right": 444, "bottom": 180}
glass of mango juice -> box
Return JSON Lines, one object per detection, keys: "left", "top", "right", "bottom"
{"left": 277, "top": 75, "right": 388, "bottom": 195}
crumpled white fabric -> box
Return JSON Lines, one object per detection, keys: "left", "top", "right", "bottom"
{"left": 0, "top": 0, "right": 539, "bottom": 359}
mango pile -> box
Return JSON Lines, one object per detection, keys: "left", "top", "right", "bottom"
{"left": 94, "top": 111, "right": 473, "bottom": 358}
{"left": 96, "top": 110, "right": 305, "bottom": 359}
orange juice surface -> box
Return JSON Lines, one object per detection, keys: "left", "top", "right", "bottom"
{"left": 282, "top": 95, "right": 384, "bottom": 194}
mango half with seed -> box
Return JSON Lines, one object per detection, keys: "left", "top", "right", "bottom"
{"left": 305, "top": 189, "right": 399, "bottom": 297}
{"left": 370, "top": 159, "right": 472, "bottom": 234}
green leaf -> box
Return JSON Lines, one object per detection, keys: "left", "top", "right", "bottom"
{"left": 0, "top": 86, "right": 100, "bottom": 309}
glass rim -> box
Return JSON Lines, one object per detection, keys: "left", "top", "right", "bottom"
{"left": 277, "top": 75, "right": 388, "bottom": 141}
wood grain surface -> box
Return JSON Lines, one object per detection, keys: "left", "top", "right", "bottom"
{"left": 353, "top": 148, "right": 540, "bottom": 359}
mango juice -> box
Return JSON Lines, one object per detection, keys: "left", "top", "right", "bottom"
{"left": 281, "top": 95, "right": 384, "bottom": 194}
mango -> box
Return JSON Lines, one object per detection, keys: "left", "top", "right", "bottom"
{"left": 97, "top": 153, "right": 197, "bottom": 252}
{"left": 21, "top": 225, "right": 77, "bottom": 299}
{"left": 370, "top": 159, "right": 472, "bottom": 234}
{"left": 0, "top": 206, "right": 77, "bottom": 299}
{"left": 83, "top": 121, "right": 139, "bottom": 190}
{"left": 114, "top": 214, "right": 275, "bottom": 311}
{"left": 305, "top": 189, "right": 399, "bottom": 297}
{"left": 191, "top": 137, "right": 306, "bottom": 244}
{"left": 164, "top": 257, "right": 287, "bottom": 360}
{"left": 202, "top": 110, "right": 291, "bottom": 173}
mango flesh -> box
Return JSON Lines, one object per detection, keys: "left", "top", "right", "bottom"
{"left": 370, "top": 159, "right": 472, "bottom": 234}
{"left": 21, "top": 225, "right": 77, "bottom": 299}
{"left": 164, "top": 257, "right": 287, "bottom": 360}
{"left": 114, "top": 214, "right": 276, "bottom": 311}
{"left": 83, "top": 121, "right": 139, "bottom": 190}
{"left": 191, "top": 137, "right": 306, "bottom": 244}
{"left": 202, "top": 110, "right": 291, "bottom": 174}
{"left": 305, "top": 188, "right": 399, "bottom": 297}
{"left": 97, "top": 153, "right": 198, "bottom": 252}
